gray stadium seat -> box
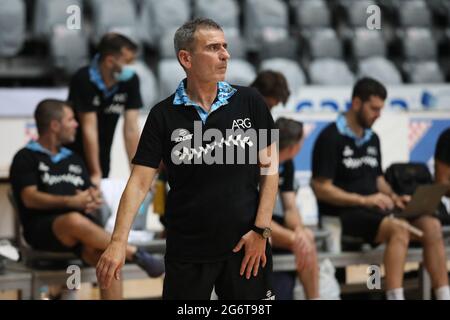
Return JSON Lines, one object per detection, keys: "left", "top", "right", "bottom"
{"left": 157, "top": 59, "right": 186, "bottom": 100}
{"left": 399, "top": 0, "right": 432, "bottom": 28}
{"left": 158, "top": 28, "right": 178, "bottom": 59}
{"left": 358, "top": 57, "right": 403, "bottom": 85}
{"left": 33, "top": 0, "right": 83, "bottom": 39}
{"left": 50, "top": 28, "right": 88, "bottom": 75}
{"left": 340, "top": 0, "right": 378, "bottom": 28}
{"left": 260, "top": 58, "right": 307, "bottom": 93}
{"left": 408, "top": 61, "right": 445, "bottom": 83}
{"left": 129, "top": 61, "right": 158, "bottom": 111}
{"left": 308, "top": 29, "right": 342, "bottom": 59}
{"left": 226, "top": 60, "right": 257, "bottom": 86}
{"left": 403, "top": 28, "right": 437, "bottom": 61}
{"left": 295, "top": 0, "right": 330, "bottom": 30}
{"left": 89, "top": 0, "right": 137, "bottom": 43}
{"left": 0, "top": 0, "right": 25, "bottom": 57}
{"left": 309, "top": 59, "right": 355, "bottom": 85}
{"left": 244, "top": 0, "right": 289, "bottom": 49}
{"left": 352, "top": 28, "right": 386, "bottom": 60}
{"left": 194, "top": 0, "right": 240, "bottom": 38}
{"left": 141, "top": 0, "right": 191, "bottom": 47}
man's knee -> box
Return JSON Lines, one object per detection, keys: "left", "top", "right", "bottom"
{"left": 54, "top": 212, "right": 89, "bottom": 231}
{"left": 378, "top": 219, "right": 410, "bottom": 246}
{"left": 419, "top": 217, "right": 443, "bottom": 242}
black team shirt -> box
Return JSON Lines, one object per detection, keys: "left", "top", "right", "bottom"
{"left": 67, "top": 63, "right": 143, "bottom": 177}
{"left": 312, "top": 115, "right": 383, "bottom": 216}
{"left": 132, "top": 80, "right": 276, "bottom": 262}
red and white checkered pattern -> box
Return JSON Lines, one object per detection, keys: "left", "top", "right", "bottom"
{"left": 409, "top": 120, "right": 432, "bottom": 151}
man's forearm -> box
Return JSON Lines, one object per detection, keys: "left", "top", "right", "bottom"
{"left": 22, "top": 189, "right": 73, "bottom": 211}
{"left": 312, "top": 180, "right": 365, "bottom": 207}
{"left": 82, "top": 128, "right": 102, "bottom": 177}
{"left": 255, "top": 173, "right": 279, "bottom": 228}
{"left": 271, "top": 220, "right": 295, "bottom": 250}
{"left": 124, "top": 128, "right": 140, "bottom": 163}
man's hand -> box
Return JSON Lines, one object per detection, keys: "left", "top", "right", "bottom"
{"left": 362, "top": 193, "right": 394, "bottom": 211}
{"left": 90, "top": 173, "right": 102, "bottom": 189}
{"left": 233, "top": 230, "right": 267, "bottom": 279}
{"left": 96, "top": 240, "right": 127, "bottom": 289}
{"left": 69, "top": 189, "right": 102, "bottom": 213}
{"left": 291, "top": 227, "right": 314, "bottom": 272}
{"left": 391, "top": 194, "right": 411, "bottom": 211}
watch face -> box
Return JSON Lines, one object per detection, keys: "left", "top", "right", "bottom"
{"left": 263, "top": 228, "right": 271, "bottom": 239}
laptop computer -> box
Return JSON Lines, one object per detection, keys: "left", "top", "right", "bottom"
{"left": 394, "top": 184, "right": 450, "bottom": 219}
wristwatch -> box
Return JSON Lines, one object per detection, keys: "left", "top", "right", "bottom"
{"left": 252, "top": 225, "right": 272, "bottom": 239}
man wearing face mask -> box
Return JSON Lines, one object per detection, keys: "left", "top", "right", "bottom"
{"left": 66, "top": 33, "right": 143, "bottom": 187}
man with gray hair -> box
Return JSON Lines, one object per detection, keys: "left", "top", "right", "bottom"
{"left": 97, "top": 18, "right": 279, "bottom": 299}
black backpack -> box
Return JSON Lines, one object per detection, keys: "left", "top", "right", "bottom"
{"left": 385, "top": 162, "right": 450, "bottom": 225}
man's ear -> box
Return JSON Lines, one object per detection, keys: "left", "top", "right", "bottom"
{"left": 178, "top": 50, "right": 191, "bottom": 69}
{"left": 49, "top": 119, "right": 61, "bottom": 133}
{"left": 352, "top": 97, "right": 362, "bottom": 111}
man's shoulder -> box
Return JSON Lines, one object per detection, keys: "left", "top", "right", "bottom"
{"left": 12, "top": 147, "right": 35, "bottom": 162}
{"left": 318, "top": 122, "right": 339, "bottom": 140}
{"left": 71, "top": 66, "right": 90, "bottom": 82}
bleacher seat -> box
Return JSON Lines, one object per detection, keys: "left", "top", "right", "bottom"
{"left": 157, "top": 59, "right": 185, "bottom": 100}
{"left": 294, "top": 0, "right": 331, "bottom": 30}
{"left": 49, "top": 28, "right": 88, "bottom": 75}
{"left": 0, "top": 0, "right": 26, "bottom": 57}
{"left": 339, "top": 0, "right": 378, "bottom": 28}
{"left": 244, "top": 0, "right": 289, "bottom": 50}
{"left": 140, "top": 0, "right": 191, "bottom": 48}
{"left": 358, "top": 57, "right": 403, "bottom": 85}
{"left": 408, "top": 61, "right": 445, "bottom": 83}
{"left": 309, "top": 58, "right": 355, "bottom": 85}
{"left": 89, "top": 0, "right": 138, "bottom": 44}
{"left": 226, "top": 60, "right": 256, "bottom": 86}
{"left": 33, "top": 0, "right": 83, "bottom": 39}
{"left": 194, "top": 0, "right": 240, "bottom": 38}
{"left": 308, "top": 28, "right": 342, "bottom": 59}
{"left": 260, "top": 58, "right": 307, "bottom": 93}
{"left": 398, "top": 0, "right": 432, "bottom": 28}
{"left": 351, "top": 28, "right": 386, "bottom": 60}
{"left": 403, "top": 28, "right": 437, "bottom": 61}
{"left": 129, "top": 61, "right": 158, "bottom": 111}
{"left": 402, "top": 28, "right": 444, "bottom": 83}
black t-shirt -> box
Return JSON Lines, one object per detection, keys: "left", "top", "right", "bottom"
{"left": 312, "top": 123, "right": 383, "bottom": 216}
{"left": 66, "top": 66, "right": 143, "bottom": 177}
{"left": 9, "top": 145, "right": 91, "bottom": 241}
{"left": 132, "top": 85, "right": 276, "bottom": 262}
{"left": 435, "top": 127, "right": 450, "bottom": 165}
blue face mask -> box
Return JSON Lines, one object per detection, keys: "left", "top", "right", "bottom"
{"left": 114, "top": 66, "right": 135, "bottom": 82}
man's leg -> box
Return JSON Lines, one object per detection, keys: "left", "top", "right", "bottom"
{"left": 374, "top": 217, "right": 410, "bottom": 299}
{"left": 411, "top": 216, "right": 449, "bottom": 299}
{"left": 297, "top": 229, "right": 320, "bottom": 299}
{"left": 52, "top": 212, "right": 165, "bottom": 277}
{"left": 81, "top": 246, "right": 122, "bottom": 300}
{"left": 52, "top": 212, "right": 137, "bottom": 260}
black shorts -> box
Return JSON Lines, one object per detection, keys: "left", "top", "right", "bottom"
{"left": 340, "top": 207, "right": 385, "bottom": 245}
{"left": 163, "top": 244, "right": 274, "bottom": 300}
{"left": 24, "top": 212, "right": 98, "bottom": 256}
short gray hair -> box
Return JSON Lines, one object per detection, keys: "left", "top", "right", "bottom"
{"left": 174, "top": 18, "right": 222, "bottom": 56}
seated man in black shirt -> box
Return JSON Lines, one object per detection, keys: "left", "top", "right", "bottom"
{"left": 10, "top": 99, "right": 164, "bottom": 300}
{"left": 311, "top": 78, "right": 449, "bottom": 300}
{"left": 435, "top": 127, "right": 450, "bottom": 198}
{"left": 271, "top": 118, "right": 320, "bottom": 300}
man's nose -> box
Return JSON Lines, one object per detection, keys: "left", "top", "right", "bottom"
{"left": 220, "top": 48, "right": 230, "bottom": 60}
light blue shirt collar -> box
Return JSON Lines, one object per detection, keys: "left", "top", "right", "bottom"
{"left": 173, "top": 79, "right": 237, "bottom": 124}
{"left": 89, "top": 54, "right": 119, "bottom": 99}
{"left": 26, "top": 140, "right": 73, "bottom": 164}
{"left": 336, "top": 113, "right": 373, "bottom": 147}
